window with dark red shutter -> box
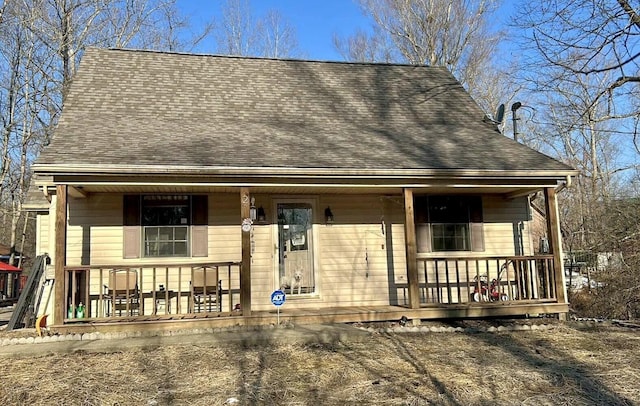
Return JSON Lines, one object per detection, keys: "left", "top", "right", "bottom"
{"left": 414, "top": 195, "right": 484, "bottom": 253}
{"left": 123, "top": 195, "right": 208, "bottom": 258}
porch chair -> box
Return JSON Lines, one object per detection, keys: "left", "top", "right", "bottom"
{"left": 104, "top": 269, "right": 140, "bottom": 316}
{"left": 190, "top": 266, "right": 222, "bottom": 313}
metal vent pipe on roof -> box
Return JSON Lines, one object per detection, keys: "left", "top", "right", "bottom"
{"left": 511, "top": 102, "right": 522, "bottom": 142}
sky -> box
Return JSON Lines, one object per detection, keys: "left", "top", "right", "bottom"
{"left": 181, "top": 0, "right": 518, "bottom": 62}
{"left": 182, "top": 0, "right": 368, "bottom": 61}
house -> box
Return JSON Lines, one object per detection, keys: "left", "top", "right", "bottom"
{"left": 0, "top": 261, "right": 23, "bottom": 302}
{"left": 0, "top": 243, "right": 24, "bottom": 265}
{"left": 29, "top": 48, "right": 577, "bottom": 333}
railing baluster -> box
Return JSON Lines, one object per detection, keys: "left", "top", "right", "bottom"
{"left": 84, "top": 271, "right": 90, "bottom": 317}
{"left": 550, "top": 258, "right": 556, "bottom": 299}
{"left": 494, "top": 259, "right": 500, "bottom": 300}
{"left": 465, "top": 260, "right": 470, "bottom": 303}
{"left": 485, "top": 260, "right": 490, "bottom": 301}
{"left": 515, "top": 259, "right": 522, "bottom": 300}
{"left": 455, "top": 261, "right": 461, "bottom": 304}
{"left": 177, "top": 266, "right": 182, "bottom": 314}
{"left": 475, "top": 259, "right": 481, "bottom": 302}
{"left": 418, "top": 260, "right": 424, "bottom": 303}
{"left": 505, "top": 259, "right": 512, "bottom": 301}
{"left": 445, "top": 261, "right": 451, "bottom": 304}
{"left": 434, "top": 260, "right": 441, "bottom": 304}
{"left": 227, "top": 264, "right": 232, "bottom": 313}
{"left": 424, "top": 260, "right": 430, "bottom": 303}
{"left": 548, "top": 258, "right": 553, "bottom": 299}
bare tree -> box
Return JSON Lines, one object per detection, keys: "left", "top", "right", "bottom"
{"left": 333, "top": 28, "right": 395, "bottom": 63}
{"left": 259, "top": 10, "right": 299, "bottom": 58}
{"left": 515, "top": 0, "right": 640, "bottom": 319}
{"left": 214, "top": 0, "right": 299, "bottom": 58}
{"left": 0, "top": 0, "right": 7, "bottom": 25}
{"left": 0, "top": 0, "right": 205, "bottom": 264}
{"left": 335, "top": 1, "right": 502, "bottom": 85}
{"left": 215, "top": 0, "right": 258, "bottom": 55}
{"left": 516, "top": 0, "right": 640, "bottom": 143}
{"left": 515, "top": 0, "right": 640, "bottom": 223}
{"left": 0, "top": 1, "right": 49, "bottom": 265}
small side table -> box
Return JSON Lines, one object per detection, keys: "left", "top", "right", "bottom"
{"left": 152, "top": 290, "right": 173, "bottom": 315}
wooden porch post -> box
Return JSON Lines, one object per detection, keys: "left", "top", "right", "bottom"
{"left": 240, "top": 187, "right": 252, "bottom": 316}
{"left": 403, "top": 188, "right": 420, "bottom": 309}
{"left": 54, "top": 185, "right": 67, "bottom": 325}
{"left": 544, "top": 187, "right": 568, "bottom": 306}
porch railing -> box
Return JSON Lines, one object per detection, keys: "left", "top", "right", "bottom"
{"left": 416, "top": 255, "right": 556, "bottom": 305}
{"left": 64, "top": 262, "right": 242, "bottom": 322}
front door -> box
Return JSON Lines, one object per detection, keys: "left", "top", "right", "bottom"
{"left": 276, "top": 201, "right": 315, "bottom": 295}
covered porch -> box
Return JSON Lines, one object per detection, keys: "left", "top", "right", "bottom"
{"left": 54, "top": 257, "right": 567, "bottom": 337}
{"left": 56, "top": 286, "right": 568, "bottom": 337}
{"left": 62, "top": 254, "right": 561, "bottom": 321}
{"left": 44, "top": 178, "right": 568, "bottom": 333}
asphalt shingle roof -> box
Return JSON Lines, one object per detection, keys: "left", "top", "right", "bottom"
{"left": 35, "top": 48, "right": 573, "bottom": 173}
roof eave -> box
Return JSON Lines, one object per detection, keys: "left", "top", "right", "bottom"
{"left": 32, "top": 163, "right": 578, "bottom": 180}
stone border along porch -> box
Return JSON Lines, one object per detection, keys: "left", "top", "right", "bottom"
{"left": 3, "top": 319, "right": 610, "bottom": 349}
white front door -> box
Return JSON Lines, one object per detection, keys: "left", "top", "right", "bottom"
{"left": 275, "top": 201, "right": 315, "bottom": 295}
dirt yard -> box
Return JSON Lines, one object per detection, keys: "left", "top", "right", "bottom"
{"left": 0, "top": 321, "right": 638, "bottom": 405}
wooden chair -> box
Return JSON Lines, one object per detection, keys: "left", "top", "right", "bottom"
{"left": 190, "top": 266, "right": 221, "bottom": 313}
{"left": 104, "top": 269, "right": 139, "bottom": 316}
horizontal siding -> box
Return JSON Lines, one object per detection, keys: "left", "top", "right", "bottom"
{"left": 415, "top": 195, "right": 534, "bottom": 258}
{"left": 36, "top": 214, "right": 50, "bottom": 256}
{"left": 209, "top": 193, "right": 242, "bottom": 261}
{"left": 57, "top": 192, "right": 536, "bottom": 312}
{"left": 248, "top": 223, "right": 275, "bottom": 308}
{"left": 65, "top": 193, "right": 244, "bottom": 266}
{"left": 484, "top": 195, "right": 532, "bottom": 256}
{"left": 314, "top": 195, "right": 395, "bottom": 309}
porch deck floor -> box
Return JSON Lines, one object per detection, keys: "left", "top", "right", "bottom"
{"left": 53, "top": 301, "right": 568, "bottom": 335}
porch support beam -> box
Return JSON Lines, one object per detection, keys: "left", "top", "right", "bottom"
{"left": 240, "top": 187, "right": 252, "bottom": 316}
{"left": 54, "top": 185, "right": 67, "bottom": 325}
{"left": 403, "top": 188, "right": 420, "bottom": 309}
{"left": 544, "top": 188, "right": 567, "bottom": 306}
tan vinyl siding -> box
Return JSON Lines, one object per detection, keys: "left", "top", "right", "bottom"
{"left": 482, "top": 195, "right": 533, "bottom": 256}
{"left": 65, "top": 193, "right": 244, "bottom": 266}
{"left": 36, "top": 213, "right": 50, "bottom": 256}
{"left": 315, "top": 195, "right": 393, "bottom": 309}
{"left": 48, "top": 194, "right": 58, "bottom": 264}
{"left": 209, "top": 193, "right": 241, "bottom": 262}
{"left": 247, "top": 223, "right": 275, "bottom": 309}
{"left": 406, "top": 195, "right": 535, "bottom": 305}
{"left": 412, "top": 195, "right": 533, "bottom": 259}
{"left": 59, "top": 192, "right": 535, "bottom": 312}
{"left": 66, "top": 194, "right": 122, "bottom": 265}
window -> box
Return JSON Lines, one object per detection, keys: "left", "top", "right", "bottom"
{"left": 142, "top": 195, "right": 190, "bottom": 257}
{"left": 415, "top": 195, "right": 483, "bottom": 252}
{"left": 123, "top": 194, "right": 208, "bottom": 259}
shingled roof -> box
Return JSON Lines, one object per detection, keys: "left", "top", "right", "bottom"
{"left": 34, "top": 48, "right": 573, "bottom": 175}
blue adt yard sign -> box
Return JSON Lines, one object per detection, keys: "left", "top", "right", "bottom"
{"left": 271, "top": 290, "right": 286, "bottom": 306}
{"left": 271, "top": 290, "right": 286, "bottom": 325}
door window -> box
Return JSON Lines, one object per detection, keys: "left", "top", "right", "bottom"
{"left": 277, "top": 202, "right": 315, "bottom": 295}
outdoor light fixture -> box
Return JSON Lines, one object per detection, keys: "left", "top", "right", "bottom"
{"left": 257, "top": 206, "right": 266, "bottom": 222}
{"left": 324, "top": 206, "right": 334, "bottom": 224}
{"left": 250, "top": 197, "right": 257, "bottom": 221}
